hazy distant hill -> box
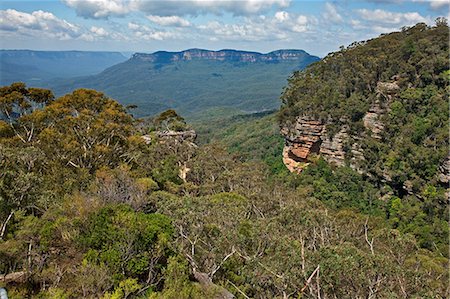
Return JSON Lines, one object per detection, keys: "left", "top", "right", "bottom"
{"left": 49, "top": 49, "right": 320, "bottom": 117}
{"left": 0, "top": 50, "right": 127, "bottom": 85}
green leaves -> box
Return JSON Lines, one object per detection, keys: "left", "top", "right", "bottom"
{"left": 79, "top": 205, "right": 173, "bottom": 280}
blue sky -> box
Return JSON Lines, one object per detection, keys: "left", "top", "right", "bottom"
{"left": 0, "top": 0, "right": 448, "bottom": 56}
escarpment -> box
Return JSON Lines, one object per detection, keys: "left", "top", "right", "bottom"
{"left": 279, "top": 22, "right": 449, "bottom": 202}
{"left": 281, "top": 80, "right": 396, "bottom": 173}
{"left": 131, "top": 49, "right": 314, "bottom": 64}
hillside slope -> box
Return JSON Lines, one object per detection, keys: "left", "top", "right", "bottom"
{"left": 279, "top": 22, "right": 449, "bottom": 252}
{"left": 0, "top": 50, "right": 128, "bottom": 85}
{"left": 49, "top": 49, "right": 320, "bottom": 117}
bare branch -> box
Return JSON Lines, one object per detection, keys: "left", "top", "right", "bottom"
{"left": 300, "top": 265, "right": 320, "bottom": 294}
{"left": 210, "top": 246, "right": 236, "bottom": 278}
{"left": 0, "top": 211, "right": 14, "bottom": 240}
{"left": 364, "top": 218, "right": 374, "bottom": 255}
{"left": 227, "top": 280, "right": 250, "bottom": 299}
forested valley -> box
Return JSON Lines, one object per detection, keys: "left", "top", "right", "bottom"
{"left": 0, "top": 21, "right": 448, "bottom": 298}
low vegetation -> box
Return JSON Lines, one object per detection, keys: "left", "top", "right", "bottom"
{"left": 0, "top": 80, "right": 448, "bottom": 298}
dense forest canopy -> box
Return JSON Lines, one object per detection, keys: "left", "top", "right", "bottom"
{"left": 0, "top": 21, "right": 449, "bottom": 299}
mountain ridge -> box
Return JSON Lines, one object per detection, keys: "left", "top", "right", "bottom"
{"left": 46, "top": 48, "right": 320, "bottom": 117}
{"left": 131, "top": 48, "right": 313, "bottom": 64}
{"left": 0, "top": 50, "right": 128, "bottom": 85}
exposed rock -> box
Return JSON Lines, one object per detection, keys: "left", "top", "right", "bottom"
{"left": 438, "top": 156, "right": 449, "bottom": 185}
{"left": 281, "top": 117, "right": 324, "bottom": 172}
{"left": 362, "top": 80, "right": 400, "bottom": 139}
{"left": 319, "top": 126, "right": 348, "bottom": 167}
{"left": 363, "top": 100, "right": 385, "bottom": 139}
{"left": 281, "top": 79, "right": 402, "bottom": 174}
{"left": 376, "top": 81, "right": 400, "bottom": 98}
{"left": 281, "top": 117, "right": 351, "bottom": 173}
{"left": 282, "top": 145, "right": 309, "bottom": 173}
{"left": 157, "top": 129, "right": 197, "bottom": 143}
{"left": 350, "top": 141, "right": 365, "bottom": 174}
{"left": 142, "top": 129, "right": 197, "bottom": 145}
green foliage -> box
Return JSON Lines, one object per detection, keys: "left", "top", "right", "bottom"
{"left": 79, "top": 205, "right": 173, "bottom": 282}
{"left": 1, "top": 43, "right": 448, "bottom": 299}
{"left": 278, "top": 23, "right": 449, "bottom": 258}
{"left": 297, "top": 159, "right": 382, "bottom": 214}
{"left": 48, "top": 54, "right": 319, "bottom": 117}
{"left": 193, "top": 111, "right": 288, "bottom": 175}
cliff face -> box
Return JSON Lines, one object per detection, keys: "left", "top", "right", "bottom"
{"left": 281, "top": 117, "right": 348, "bottom": 173}
{"left": 280, "top": 76, "right": 403, "bottom": 173}
{"left": 131, "top": 49, "right": 313, "bottom": 64}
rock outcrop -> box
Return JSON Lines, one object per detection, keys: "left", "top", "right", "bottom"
{"left": 281, "top": 80, "right": 402, "bottom": 174}
{"left": 362, "top": 80, "right": 399, "bottom": 139}
{"left": 142, "top": 130, "right": 197, "bottom": 145}
{"left": 438, "top": 156, "right": 449, "bottom": 185}
{"left": 281, "top": 117, "right": 348, "bottom": 173}
{"left": 363, "top": 100, "right": 385, "bottom": 140}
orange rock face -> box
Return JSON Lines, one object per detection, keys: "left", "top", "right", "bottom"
{"left": 281, "top": 117, "right": 348, "bottom": 173}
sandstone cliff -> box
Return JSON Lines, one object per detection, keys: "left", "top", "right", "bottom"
{"left": 132, "top": 49, "right": 315, "bottom": 64}
{"left": 280, "top": 79, "right": 401, "bottom": 173}
{"left": 281, "top": 117, "right": 348, "bottom": 173}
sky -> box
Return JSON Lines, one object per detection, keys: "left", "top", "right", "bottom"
{"left": 0, "top": 0, "right": 448, "bottom": 57}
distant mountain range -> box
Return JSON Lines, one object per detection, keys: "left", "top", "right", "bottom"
{"left": 0, "top": 50, "right": 128, "bottom": 85}
{"left": 132, "top": 48, "right": 315, "bottom": 63}
{"left": 44, "top": 49, "right": 320, "bottom": 117}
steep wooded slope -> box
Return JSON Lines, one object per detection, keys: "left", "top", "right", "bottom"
{"left": 279, "top": 22, "right": 449, "bottom": 253}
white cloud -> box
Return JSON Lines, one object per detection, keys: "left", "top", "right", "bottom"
{"left": 197, "top": 11, "right": 314, "bottom": 42}
{"left": 127, "top": 22, "right": 177, "bottom": 40}
{"left": 90, "top": 26, "right": 109, "bottom": 37}
{"left": 412, "top": 0, "right": 450, "bottom": 10}
{"left": 147, "top": 15, "right": 191, "bottom": 27}
{"left": 323, "top": 2, "right": 343, "bottom": 24}
{"left": 356, "top": 8, "right": 428, "bottom": 24}
{"left": 0, "top": 9, "right": 81, "bottom": 40}
{"left": 274, "top": 10, "right": 290, "bottom": 22}
{"left": 62, "top": 0, "right": 130, "bottom": 19}
{"left": 62, "top": 0, "right": 291, "bottom": 19}
{"left": 293, "top": 15, "right": 309, "bottom": 32}
{"left": 367, "top": 0, "right": 449, "bottom": 11}
{"left": 429, "top": 0, "right": 450, "bottom": 9}
{"left": 133, "top": 0, "right": 291, "bottom": 17}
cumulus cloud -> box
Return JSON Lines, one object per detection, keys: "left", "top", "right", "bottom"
{"left": 62, "top": 0, "right": 291, "bottom": 19}
{"left": 147, "top": 15, "right": 191, "bottom": 27}
{"left": 367, "top": 0, "right": 449, "bottom": 12}
{"left": 275, "top": 10, "right": 290, "bottom": 22}
{"left": 132, "top": 0, "right": 291, "bottom": 17}
{"left": 356, "top": 8, "right": 428, "bottom": 24}
{"left": 413, "top": 0, "right": 450, "bottom": 11}
{"left": 197, "top": 11, "right": 314, "bottom": 42}
{"left": 127, "top": 22, "right": 177, "bottom": 40}
{"left": 322, "top": 2, "right": 343, "bottom": 23}
{"left": 0, "top": 8, "right": 130, "bottom": 43}
{"left": 0, "top": 9, "right": 81, "bottom": 40}
{"left": 90, "top": 26, "right": 109, "bottom": 37}
{"left": 62, "top": 0, "right": 130, "bottom": 19}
